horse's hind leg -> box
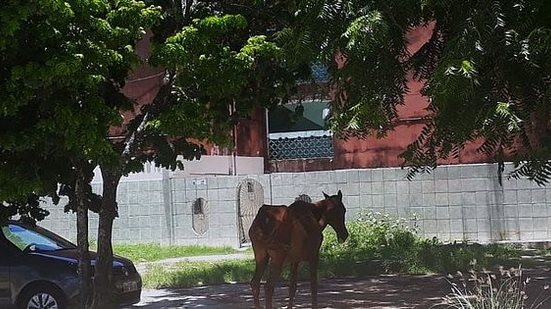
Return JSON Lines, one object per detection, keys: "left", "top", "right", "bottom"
{"left": 265, "top": 255, "right": 284, "bottom": 309}
{"left": 287, "top": 262, "right": 299, "bottom": 309}
{"left": 309, "top": 259, "right": 319, "bottom": 309}
{"left": 251, "top": 250, "right": 269, "bottom": 309}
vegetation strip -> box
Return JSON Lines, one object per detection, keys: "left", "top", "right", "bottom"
{"left": 141, "top": 212, "right": 526, "bottom": 289}
{"left": 98, "top": 243, "right": 239, "bottom": 263}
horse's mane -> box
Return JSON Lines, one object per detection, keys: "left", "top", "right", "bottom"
{"left": 289, "top": 198, "right": 332, "bottom": 222}
{"left": 288, "top": 200, "right": 327, "bottom": 232}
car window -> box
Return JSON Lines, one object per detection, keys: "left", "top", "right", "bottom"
{"left": 1, "top": 224, "right": 69, "bottom": 252}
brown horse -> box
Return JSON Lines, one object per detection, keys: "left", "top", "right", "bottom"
{"left": 249, "top": 190, "right": 349, "bottom": 309}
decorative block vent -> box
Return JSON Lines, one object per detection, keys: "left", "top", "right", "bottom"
{"left": 311, "top": 62, "right": 330, "bottom": 82}
{"left": 269, "top": 135, "right": 333, "bottom": 160}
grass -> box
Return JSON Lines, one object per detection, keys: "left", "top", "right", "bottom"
{"left": 140, "top": 212, "right": 531, "bottom": 289}
{"left": 90, "top": 242, "right": 240, "bottom": 262}
{"left": 143, "top": 260, "right": 255, "bottom": 288}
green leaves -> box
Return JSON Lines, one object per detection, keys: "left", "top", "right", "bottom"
{"left": 444, "top": 60, "right": 478, "bottom": 79}
{"left": 248, "top": 0, "right": 551, "bottom": 184}
{"left": 151, "top": 13, "right": 291, "bottom": 146}
{"left": 344, "top": 11, "right": 388, "bottom": 51}
{"left": 299, "top": 0, "right": 551, "bottom": 183}
{"left": 0, "top": 0, "right": 162, "bottom": 222}
{"left": 238, "top": 35, "right": 282, "bottom": 65}
{"left": 199, "top": 14, "right": 248, "bottom": 33}
{"left": 405, "top": 0, "right": 551, "bottom": 182}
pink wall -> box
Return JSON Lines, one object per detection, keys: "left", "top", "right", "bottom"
{"left": 111, "top": 31, "right": 165, "bottom": 139}
{"left": 271, "top": 24, "right": 493, "bottom": 172}
{"left": 118, "top": 28, "right": 492, "bottom": 173}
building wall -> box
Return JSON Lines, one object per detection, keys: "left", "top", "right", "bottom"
{"left": 114, "top": 27, "right": 492, "bottom": 174}
{"left": 40, "top": 163, "right": 551, "bottom": 247}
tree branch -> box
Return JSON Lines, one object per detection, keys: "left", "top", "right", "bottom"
{"left": 122, "top": 71, "right": 174, "bottom": 159}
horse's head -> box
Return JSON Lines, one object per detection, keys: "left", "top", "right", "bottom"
{"left": 321, "top": 190, "right": 349, "bottom": 243}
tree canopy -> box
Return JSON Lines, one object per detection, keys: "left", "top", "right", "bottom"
{"left": 281, "top": 0, "right": 551, "bottom": 183}
{"left": 0, "top": 1, "right": 300, "bottom": 307}
{"left": 4, "top": 0, "right": 551, "bottom": 215}
{"left": 0, "top": 0, "right": 160, "bottom": 223}
{"left": 1, "top": 0, "right": 551, "bottom": 306}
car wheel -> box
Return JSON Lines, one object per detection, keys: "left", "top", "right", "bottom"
{"left": 19, "top": 285, "right": 66, "bottom": 309}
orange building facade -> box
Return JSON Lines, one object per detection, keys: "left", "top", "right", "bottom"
{"left": 237, "top": 25, "right": 491, "bottom": 174}
{"left": 122, "top": 27, "right": 492, "bottom": 176}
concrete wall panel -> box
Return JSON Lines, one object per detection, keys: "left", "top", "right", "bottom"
{"left": 40, "top": 163, "right": 551, "bottom": 247}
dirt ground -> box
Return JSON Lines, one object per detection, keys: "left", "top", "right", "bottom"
{"left": 126, "top": 268, "right": 551, "bottom": 309}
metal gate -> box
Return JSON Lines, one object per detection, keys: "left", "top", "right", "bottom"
{"left": 237, "top": 179, "right": 264, "bottom": 245}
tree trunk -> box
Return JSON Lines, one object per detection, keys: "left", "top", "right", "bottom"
{"left": 75, "top": 169, "right": 92, "bottom": 309}
{"left": 90, "top": 167, "right": 121, "bottom": 309}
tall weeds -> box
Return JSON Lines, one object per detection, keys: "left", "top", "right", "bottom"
{"left": 438, "top": 265, "right": 551, "bottom": 309}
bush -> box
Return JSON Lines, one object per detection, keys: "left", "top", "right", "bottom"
{"left": 321, "top": 211, "right": 420, "bottom": 276}
{"left": 320, "top": 212, "right": 523, "bottom": 277}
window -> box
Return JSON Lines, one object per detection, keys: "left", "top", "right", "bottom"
{"left": 2, "top": 224, "right": 68, "bottom": 252}
{"left": 268, "top": 100, "right": 334, "bottom": 160}
{"left": 268, "top": 101, "right": 330, "bottom": 134}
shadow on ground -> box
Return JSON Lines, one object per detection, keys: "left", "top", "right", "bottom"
{"left": 124, "top": 275, "right": 453, "bottom": 308}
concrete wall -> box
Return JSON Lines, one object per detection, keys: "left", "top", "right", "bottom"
{"left": 174, "top": 155, "right": 264, "bottom": 176}
{"left": 40, "top": 165, "right": 272, "bottom": 247}
{"left": 40, "top": 163, "right": 551, "bottom": 247}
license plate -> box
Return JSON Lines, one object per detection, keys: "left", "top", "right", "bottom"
{"left": 122, "top": 281, "right": 138, "bottom": 292}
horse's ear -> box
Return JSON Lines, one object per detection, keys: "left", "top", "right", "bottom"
{"left": 337, "top": 190, "right": 342, "bottom": 200}
{"left": 323, "top": 192, "right": 330, "bottom": 199}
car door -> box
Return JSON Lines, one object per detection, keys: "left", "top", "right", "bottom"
{"left": 0, "top": 235, "right": 13, "bottom": 306}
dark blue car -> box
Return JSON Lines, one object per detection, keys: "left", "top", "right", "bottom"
{"left": 0, "top": 221, "right": 141, "bottom": 309}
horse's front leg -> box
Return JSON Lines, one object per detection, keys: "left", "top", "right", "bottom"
{"left": 265, "top": 255, "right": 284, "bottom": 309}
{"left": 309, "top": 259, "right": 319, "bottom": 309}
{"left": 251, "top": 250, "right": 269, "bottom": 309}
{"left": 287, "top": 262, "right": 299, "bottom": 309}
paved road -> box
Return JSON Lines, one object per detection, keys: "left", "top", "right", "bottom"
{"left": 126, "top": 275, "right": 450, "bottom": 309}
{"left": 126, "top": 271, "right": 551, "bottom": 309}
